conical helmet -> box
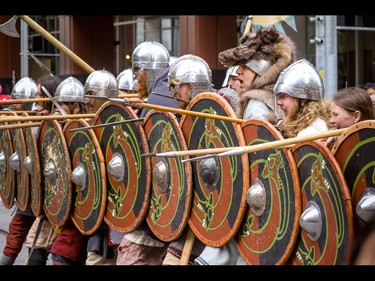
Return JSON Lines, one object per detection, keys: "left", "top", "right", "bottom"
{"left": 84, "top": 69, "right": 118, "bottom": 98}
{"left": 11, "top": 77, "right": 37, "bottom": 100}
{"left": 55, "top": 77, "right": 84, "bottom": 103}
{"left": 274, "top": 59, "right": 324, "bottom": 101}
{"left": 132, "top": 41, "right": 170, "bottom": 72}
{"left": 117, "top": 68, "right": 138, "bottom": 91}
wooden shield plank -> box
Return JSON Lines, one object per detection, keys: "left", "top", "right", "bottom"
{"left": 143, "top": 110, "right": 193, "bottom": 242}
{"left": 180, "top": 92, "right": 249, "bottom": 247}
{"left": 236, "top": 119, "right": 301, "bottom": 265}
{"left": 22, "top": 112, "right": 43, "bottom": 216}
{"left": 9, "top": 120, "right": 30, "bottom": 211}
{"left": 38, "top": 119, "right": 72, "bottom": 228}
{"left": 0, "top": 119, "right": 16, "bottom": 209}
{"left": 288, "top": 140, "right": 354, "bottom": 265}
{"left": 92, "top": 102, "right": 151, "bottom": 232}
{"left": 63, "top": 119, "right": 107, "bottom": 235}
{"left": 331, "top": 120, "right": 375, "bottom": 234}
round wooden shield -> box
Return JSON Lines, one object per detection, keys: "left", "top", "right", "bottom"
{"left": 180, "top": 92, "right": 249, "bottom": 247}
{"left": 236, "top": 119, "right": 301, "bottom": 265}
{"left": 92, "top": 101, "right": 151, "bottom": 232}
{"left": 0, "top": 117, "right": 16, "bottom": 209}
{"left": 331, "top": 120, "right": 375, "bottom": 234}
{"left": 288, "top": 140, "right": 354, "bottom": 265}
{"left": 9, "top": 118, "right": 30, "bottom": 211}
{"left": 143, "top": 110, "right": 193, "bottom": 242}
{"left": 38, "top": 119, "right": 72, "bottom": 228}
{"left": 22, "top": 112, "right": 43, "bottom": 216}
{"left": 63, "top": 119, "right": 107, "bottom": 235}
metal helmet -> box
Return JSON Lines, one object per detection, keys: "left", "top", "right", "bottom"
{"left": 222, "top": 65, "right": 239, "bottom": 87}
{"left": 116, "top": 68, "right": 138, "bottom": 91}
{"left": 55, "top": 77, "right": 85, "bottom": 103}
{"left": 131, "top": 41, "right": 170, "bottom": 72}
{"left": 84, "top": 69, "right": 118, "bottom": 98}
{"left": 11, "top": 77, "right": 37, "bottom": 100}
{"left": 273, "top": 59, "right": 324, "bottom": 101}
{"left": 168, "top": 54, "right": 213, "bottom": 98}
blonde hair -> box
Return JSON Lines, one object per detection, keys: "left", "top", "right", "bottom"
{"left": 283, "top": 99, "right": 331, "bottom": 138}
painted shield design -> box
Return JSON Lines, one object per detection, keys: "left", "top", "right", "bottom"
{"left": 236, "top": 119, "right": 301, "bottom": 265}
{"left": 331, "top": 120, "right": 375, "bottom": 234}
{"left": 143, "top": 110, "right": 193, "bottom": 242}
{"left": 9, "top": 118, "right": 30, "bottom": 211}
{"left": 0, "top": 118, "right": 16, "bottom": 209}
{"left": 38, "top": 119, "right": 72, "bottom": 228}
{"left": 92, "top": 102, "right": 151, "bottom": 232}
{"left": 63, "top": 119, "right": 107, "bottom": 235}
{"left": 22, "top": 112, "right": 43, "bottom": 216}
{"left": 180, "top": 92, "right": 249, "bottom": 247}
{"left": 288, "top": 140, "right": 354, "bottom": 265}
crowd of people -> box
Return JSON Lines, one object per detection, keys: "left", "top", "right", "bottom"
{"left": 0, "top": 25, "right": 375, "bottom": 266}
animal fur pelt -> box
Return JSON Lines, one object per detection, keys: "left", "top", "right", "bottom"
{"left": 218, "top": 28, "right": 297, "bottom": 90}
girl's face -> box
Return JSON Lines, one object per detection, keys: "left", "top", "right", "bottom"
{"left": 329, "top": 101, "right": 359, "bottom": 129}
{"left": 276, "top": 93, "right": 298, "bottom": 118}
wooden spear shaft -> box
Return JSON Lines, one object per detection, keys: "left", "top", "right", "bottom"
{"left": 20, "top": 15, "right": 95, "bottom": 74}
{"left": 154, "top": 128, "right": 347, "bottom": 158}
{"left": 0, "top": 122, "right": 41, "bottom": 130}
{"left": 0, "top": 114, "right": 95, "bottom": 123}
{"left": 0, "top": 98, "right": 50, "bottom": 105}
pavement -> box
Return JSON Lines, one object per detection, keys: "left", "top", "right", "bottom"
{"left": 0, "top": 200, "right": 52, "bottom": 265}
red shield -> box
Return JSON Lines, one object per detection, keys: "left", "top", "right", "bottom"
{"left": 22, "top": 112, "right": 43, "bottom": 216}
{"left": 92, "top": 101, "right": 151, "bottom": 232}
{"left": 63, "top": 119, "right": 107, "bottom": 235}
{"left": 180, "top": 92, "right": 249, "bottom": 247}
{"left": 288, "top": 140, "right": 354, "bottom": 265}
{"left": 143, "top": 110, "right": 193, "bottom": 242}
{"left": 0, "top": 118, "right": 16, "bottom": 209}
{"left": 38, "top": 119, "right": 72, "bottom": 228}
{"left": 331, "top": 120, "right": 375, "bottom": 234}
{"left": 236, "top": 119, "right": 301, "bottom": 265}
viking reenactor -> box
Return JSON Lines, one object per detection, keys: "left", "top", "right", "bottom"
{"left": 48, "top": 77, "right": 89, "bottom": 265}
{"left": 159, "top": 54, "right": 215, "bottom": 265}
{"left": 116, "top": 41, "right": 172, "bottom": 265}
{"left": 117, "top": 68, "right": 140, "bottom": 115}
{"left": 24, "top": 74, "right": 63, "bottom": 265}
{"left": 218, "top": 28, "right": 297, "bottom": 125}
{"left": 325, "top": 87, "right": 375, "bottom": 150}
{"left": 84, "top": 69, "right": 118, "bottom": 115}
{"left": 0, "top": 77, "right": 38, "bottom": 265}
{"left": 274, "top": 59, "right": 331, "bottom": 138}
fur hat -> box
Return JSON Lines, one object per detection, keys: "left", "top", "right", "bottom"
{"left": 218, "top": 28, "right": 297, "bottom": 90}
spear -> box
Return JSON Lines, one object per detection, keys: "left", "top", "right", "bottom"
{"left": 0, "top": 98, "right": 51, "bottom": 105}
{"left": 68, "top": 117, "right": 144, "bottom": 132}
{"left": 0, "top": 114, "right": 95, "bottom": 123}
{"left": 143, "top": 128, "right": 347, "bottom": 159}
{"left": 85, "top": 95, "right": 245, "bottom": 124}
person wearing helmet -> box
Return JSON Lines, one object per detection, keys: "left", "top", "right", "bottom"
{"left": 84, "top": 69, "right": 119, "bottom": 114}
{"left": 47, "top": 76, "right": 89, "bottom": 265}
{"left": 11, "top": 77, "right": 37, "bottom": 112}
{"left": 131, "top": 41, "right": 170, "bottom": 102}
{"left": 117, "top": 68, "right": 141, "bottom": 115}
{"left": 274, "top": 58, "right": 331, "bottom": 138}
{"left": 218, "top": 28, "right": 297, "bottom": 124}
{"left": 116, "top": 42, "right": 172, "bottom": 266}
{"left": 138, "top": 55, "right": 180, "bottom": 118}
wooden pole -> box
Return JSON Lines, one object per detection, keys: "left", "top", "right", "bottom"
{"left": 179, "top": 227, "right": 196, "bottom": 265}
{"left": 0, "top": 98, "right": 51, "bottom": 105}
{"left": 0, "top": 122, "right": 41, "bottom": 130}
{"left": 154, "top": 128, "right": 347, "bottom": 158}
{"left": 0, "top": 114, "right": 95, "bottom": 123}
